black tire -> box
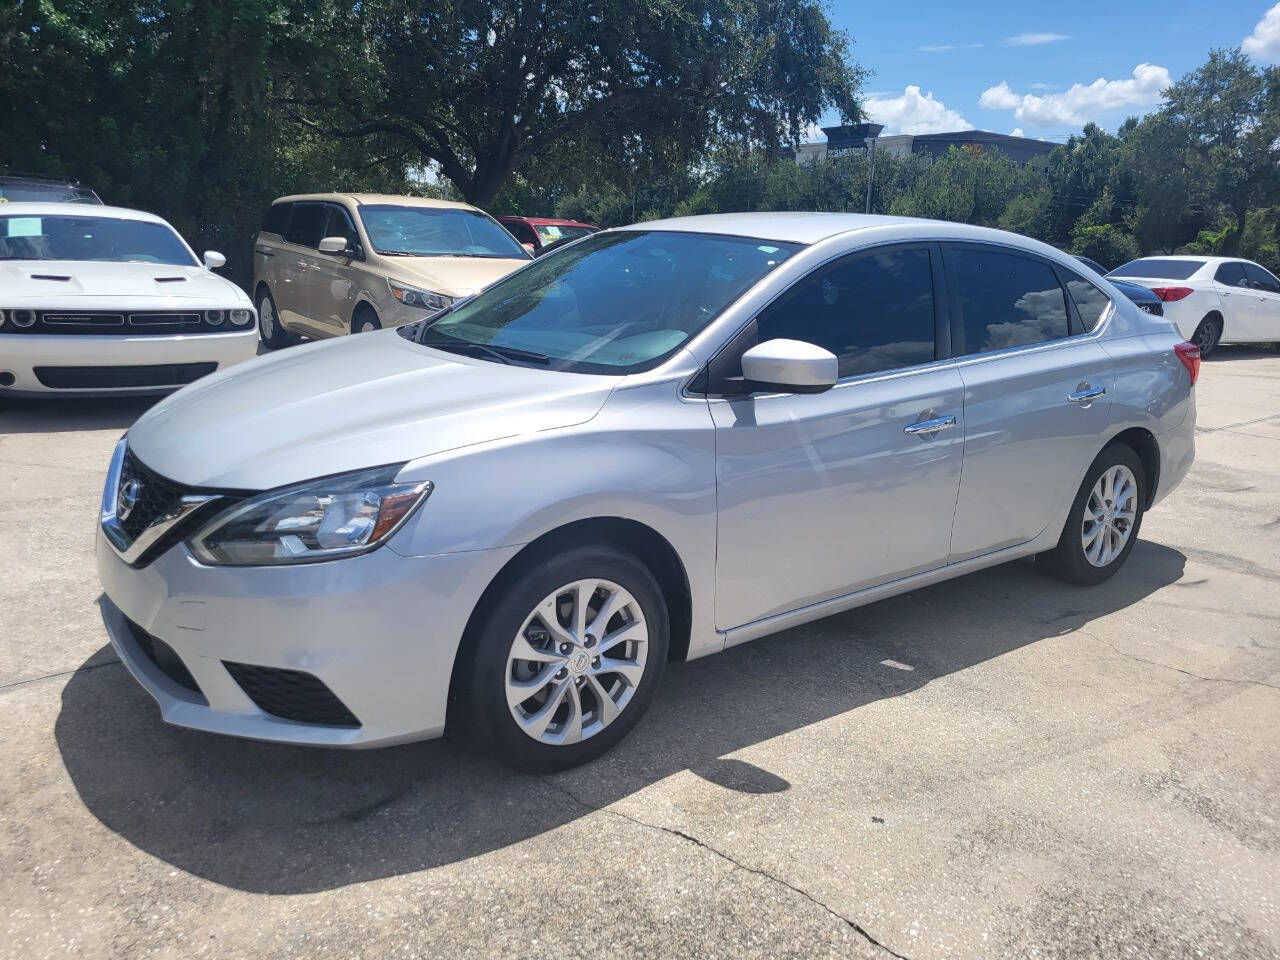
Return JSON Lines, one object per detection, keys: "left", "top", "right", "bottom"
{"left": 1039, "top": 443, "right": 1147, "bottom": 586}
{"left": 352, "top": 306, "right": 381, "bottom": 334}
{"left": 1191, "top": 315, "right": 1221, "bottom": 358}
{"left": 257, "top": 286, "right": 295, "bottom": 350}
{"left": 451, "top": 544, "right": 669, "bottom": 772}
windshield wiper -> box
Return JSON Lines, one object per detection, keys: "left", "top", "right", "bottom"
{"left": 419, "top": 336, "right": 551, "bottom": 366}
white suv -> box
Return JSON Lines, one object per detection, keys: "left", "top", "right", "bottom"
{"left": 1109, "top": 256, "right": 1280, "bottom": 356}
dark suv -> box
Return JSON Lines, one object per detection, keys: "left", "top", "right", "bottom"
{"left": 0, "top": 173, "right": 102, "bottom": 205}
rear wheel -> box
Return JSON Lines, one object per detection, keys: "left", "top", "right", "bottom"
{"left": 1039, "top": 444, "right": 1146, "bottom": 586}
{"left": 257, "top": 287, "right": 294, "bottom": 350}
{"left": 452, "top": 545, "right": 668, "bottom": 771}
{"left": 1191, "top": 315, "right": 1221, "bottom": 358}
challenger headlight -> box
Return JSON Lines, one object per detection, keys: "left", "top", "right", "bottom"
{"left": 229, "top": 308, "right": 253, "bottom": 326}
{"left": 188, "top": 465, "right": 432, "bottom": 566}
{"left": 387, "top": 279, "right": 453, "bottom": 311}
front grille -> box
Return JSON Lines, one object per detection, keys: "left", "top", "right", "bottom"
{"left": 4, "top": 310, "right": 233, "bottom": 335}
{"left": 117, "top": 447, "right": 190, "bottom": 540}
{"left": 127, "top": 618, "right": 206, "bottom": 700}
{"left": 33, "top": 362, "right": 216, "bottom": 389}
{"left": 224, "top": 662, "right": 361, "bottom": 727}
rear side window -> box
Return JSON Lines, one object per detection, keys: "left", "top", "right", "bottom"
{"left": 1215, "top": 262, "right": 1248, "bottom": 286}
{"left": 757, "top": 245, "right": 937, "bottom": 378}
{"left": 1110, "top": 258, "right": 1203, "bottom": 280}
{"left": 945, "top": 246, "right": 1069, "bottom": 354}
{"left": 1063, "top": 270, "right": 1111, "bottom": 332}
{"left": 284, "top": 204, "right": 325, "bottom": 247}
{"left": 1244, "top": 262, "right": 1280, "bottom": 293}
{"left": 263, "top": 203, "right": 292, "bottom": 237}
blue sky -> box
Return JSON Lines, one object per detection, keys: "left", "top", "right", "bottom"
{"left": 810, "top": 0, "right": 1280, "bottom": 142}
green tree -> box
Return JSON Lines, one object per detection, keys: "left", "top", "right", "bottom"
{"left": 301, "top": 0, "right": 865, "bottom": 206}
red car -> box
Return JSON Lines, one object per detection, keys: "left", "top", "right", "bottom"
{"left": 497, "top": 216, "right": 598, "bottom": 255}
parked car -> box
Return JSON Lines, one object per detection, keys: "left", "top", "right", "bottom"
{"left": 252, "top": 194, "right": 531, "bottom": 349}
{"left": 97, "top": 213, "right": 1197, "bottom": 770}
{"left": 0, "top": 172, "right": 102, "bottom": 205}
{"left": 497, "top": 215, "right": 598, "bottom": 255}
{"left": 1074, "top": 256, "right": 1163, "bottom": 316}
{"left": 0, "top": 203, "right": 256, "bottom": 397}
{"left": 1108, "top": 256, "right": 1280, "bottom": 356}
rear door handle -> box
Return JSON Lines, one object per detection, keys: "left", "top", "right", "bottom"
{"left": 904, "top": 415, "right": 957, "bottom": 435}
{"left": 1067, "top": 385, "right": 1106, "bottom": 404}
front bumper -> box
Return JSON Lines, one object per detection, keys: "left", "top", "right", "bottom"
{"left": 97, "top": 528, "right": 520, "bottom": 747}
{"left": 0, "top": 329, "right": 257, "bottom": 396}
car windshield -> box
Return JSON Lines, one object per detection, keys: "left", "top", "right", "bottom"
{"left": 535, "top": 224, "right": 594, "bottom": 244}
{"left": 0, "top": 214, "right": 196, "bottom": 264}
{"left": 358, "top": 204, "right": 529, "bottom": 259}
{"left": 407, "top": 230, "right": 801, "bottom": 374}
{"left": 1110, "top": 258, "right": 1204, "bottom": 280}
{"left": 0, "top": 180, "right": 100, "bottom": 204}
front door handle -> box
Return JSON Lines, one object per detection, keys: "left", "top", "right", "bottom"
{"left": 1067, "top": 385, "right": 1106, "bottom": 404}
{"left": 904, "top": 415, "right": 957, "bottom": 435}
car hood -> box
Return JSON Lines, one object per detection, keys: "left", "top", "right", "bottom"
{"left": 126, "top": 330, "right": 617, "bottom": 490}
{"left": 1, "top": 261, "right": 246, "bottom": 304}
{"left": 385, "top": 256, "right": 530, "bottom": 298}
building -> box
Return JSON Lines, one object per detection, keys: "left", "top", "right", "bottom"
{"left": 788, "top": 125, "right": 1056, "bottom": 167}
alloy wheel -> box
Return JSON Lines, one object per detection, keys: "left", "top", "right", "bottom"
{"left": 1081, "top": 464, "right": 1138, "bottom": 567}
{"left": 505, "top": 578, "right": 648, "bottom": 746}
{"left": 259, "top": 296, "right": 276, "bottom": 339}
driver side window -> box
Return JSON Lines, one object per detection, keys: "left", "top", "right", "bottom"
{"left": 755, "top": 246, "right": 938, "bottom": 378}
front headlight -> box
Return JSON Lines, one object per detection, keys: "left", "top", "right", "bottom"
{"left": 188, "top": 465, "right": 432, "bottom": 566}
{"left": 229, "top": 308, "right": 254, "bottom": 326}
{"left": 387, "top": 279, "right": 453, "bottom": 311}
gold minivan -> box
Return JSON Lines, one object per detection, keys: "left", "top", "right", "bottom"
{"left": 251, "top": 193, "right": 532, "bottom": 348}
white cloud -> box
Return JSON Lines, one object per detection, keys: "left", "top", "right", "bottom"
{"left": 978, "top": 63, "right": 1171, "bottom": 127}
{"left": 865, "top": 85, "right": 972, "bottom": 135}
{"left": 1010, "top": 127, "right": 1025, "bottom": 137}
{"left": 917, "top": 42, "right": 983, "bottom": 52}
{"left": 1243, "top": 3, "right": 1280, "bottom": 63}
{"left": 1030, "top": 82, "right": 1058, "bottom": 91}
{"left": 1005, "top": 32, "right": 1069, "bottom": 46}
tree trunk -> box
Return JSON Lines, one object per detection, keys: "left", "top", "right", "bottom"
{"left": 1224, "top": 205, "right": 1249, "bottom": 254}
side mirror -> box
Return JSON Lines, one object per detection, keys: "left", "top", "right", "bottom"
{"left": 740, "top": 339, "right": 838, "bottom": 394}
{"left": 319, "top": 236, "right": 354, "bottom": 256}
{"left": 203, "top": 250, "right": 226, "bottom": 270}
{"left": 522, "top": 242, "right": 536, "bottom": 254}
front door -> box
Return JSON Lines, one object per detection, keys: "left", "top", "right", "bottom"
{"left": 712, "top": 244, "right": 964, "bottom": 631}
{"left": 1213, "top": 261, "right": 1257, "bottom": 342}
{"left": 1243, "top": 262, "right": 1280, "bottom": 341}
{"left": 308, "top": 203, "right": 360, "bottom": 335}
{"left": 941, "top": 244, "right": 1115, "bottom": 560}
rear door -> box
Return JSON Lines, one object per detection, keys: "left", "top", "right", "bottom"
{"left": 711, "top": 243, "right": 966, "bottom": 630}
{"left": 1243, "top": 262, "right": 1280, "bottom": 341}
{"left": 943, "top": 245, "right": 1114, "bottom": 561}
{"left": 277, "top": 202, "right": 327, "bottom": 333}
{"left": 1213, "top": 261, "right": 1257, "bottom": 341}
{"left": 254, "top": 202, "right": 292, "bottom": 299}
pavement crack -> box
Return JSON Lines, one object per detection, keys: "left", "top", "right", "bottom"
{"left": 1098, "top": 641, "right": 1280, "bottom": 692}
{"left": 0, "top": 657, "right": 121, "bottom": 694}
{"left": 540, "top": 776, "right": 912, "bottom": 960}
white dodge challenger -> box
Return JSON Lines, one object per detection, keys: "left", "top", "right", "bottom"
{"left": 0, "top": 203, "right": 257, "bottom": 397}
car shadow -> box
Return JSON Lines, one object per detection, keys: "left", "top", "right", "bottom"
{"left": 1206, "top": 345, "right": 1279, "bottom": 362}
{"left": 55, "top": 542, "right": 1185, "bottom": 894}
{"left": 0, "top": 396, "right": 157, "bottom": 434}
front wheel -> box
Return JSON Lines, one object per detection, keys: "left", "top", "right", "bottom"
{"left": 1039, "top": 444, "right": 1146, "bottom": 585}
{"left": 352, "top": 306, "right": 381, "bottom": 334}
{"left": 452, "top": 545, "right": 669, "bottom": 771}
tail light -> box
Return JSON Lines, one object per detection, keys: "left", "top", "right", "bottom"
{"left": 1151, "top": 286, "right": 1193, "bottom": 302}
{"left": 1174, "top": 342, "right": 1200, "bottom": 386}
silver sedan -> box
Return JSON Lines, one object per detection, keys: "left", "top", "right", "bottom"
{"left": 96, "top": 213, "right": 1198, "bottom": 770}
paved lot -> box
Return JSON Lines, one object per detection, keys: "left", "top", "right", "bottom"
{"left": 2, "top": 348, "right": 1278, "bottom": 959}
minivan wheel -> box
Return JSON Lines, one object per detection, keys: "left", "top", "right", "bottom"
{"left": 453, "top": 545, "right": 669, "bottom": 772}
{"left": 352, "top": 307, "right": 381, "bottom": 334}
{"left": 1039, "top": 443, "right": 1146, "bottom": 586}
{"left": 1191, "top": 316, "right": 1221, "bottom": 358}
{"left": 257, "top": 288, "right": 294, "bottom": 350}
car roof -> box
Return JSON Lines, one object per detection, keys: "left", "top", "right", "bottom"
{"left": 274, "top": 193, "right": 480, "bottom": 211}
{"left": 498, "top": 216, "right": 595, "bottom": 227}
{"left": 0, "top": 202, "right": 166, "bottom": 223}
